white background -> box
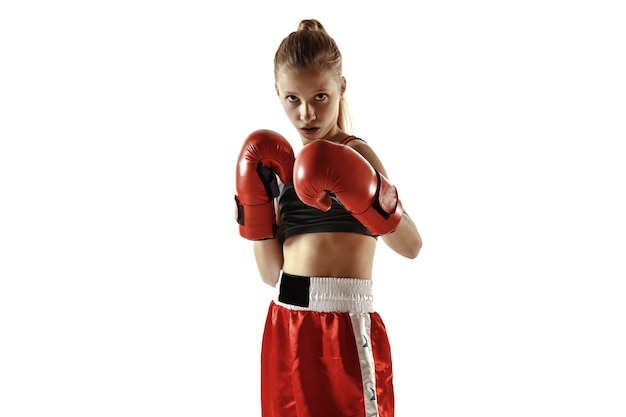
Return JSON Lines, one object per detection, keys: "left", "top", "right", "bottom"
{"left": 1, "top": 1, "right": 625, "bottom": 416}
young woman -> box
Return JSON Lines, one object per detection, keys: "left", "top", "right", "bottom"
{"left": 235, "top": 19, "right": 422, "bottom": 417}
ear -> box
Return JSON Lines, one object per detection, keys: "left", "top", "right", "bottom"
{"left": 341, "top": 76, "right": 347, "bottom": 94}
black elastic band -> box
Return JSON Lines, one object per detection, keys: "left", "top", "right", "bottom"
{"left": 278, "top": 273, "right": 311, "bottom": 307}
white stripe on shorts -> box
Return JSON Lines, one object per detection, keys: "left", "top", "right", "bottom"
{"left": 350, "top": 312, "right": 380, "bottom": 417}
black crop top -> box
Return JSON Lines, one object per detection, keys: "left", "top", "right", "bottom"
{"left": 278, "top": 136, "right": 376, "bottom": 240}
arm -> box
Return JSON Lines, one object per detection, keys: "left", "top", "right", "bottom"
{"left": 253, "top": 201, "right": 284, "bottom": 287}
{"left": 382, "top": 211, "right": 422, "bottom": 259}
{"left": 348, "top": 141, "right": 422, "bottom": 259}
{"left": 254, "top": 239, "right": 283, "bottom": 287}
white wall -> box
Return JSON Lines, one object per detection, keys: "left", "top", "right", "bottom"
{"left": 1, "top": 1, "right": 625, "bottom": 416}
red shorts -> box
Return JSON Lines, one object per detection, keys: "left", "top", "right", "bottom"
{"left": 261, "top": 273, "right": 394, "bottom": 417}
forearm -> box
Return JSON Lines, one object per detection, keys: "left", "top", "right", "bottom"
{"left": 253, "top": 239, "right": 284, "bottom": 287}
{"left": 382, "top": 211, "right": 422, "bottom": 259}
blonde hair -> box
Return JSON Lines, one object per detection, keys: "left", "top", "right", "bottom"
{"left": 274, "top": 19, "right": 352, "bottom": 133}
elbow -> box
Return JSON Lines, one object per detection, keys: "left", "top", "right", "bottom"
{"left": 382, "top": 229, "right": 422, "bottom": 259}
{"left": 405, "top": 243, "right": 421, "bottom": 259}
{"left": 258, "top": 264, "right": 281, "bottom": 287}
{"left": 405, "top": 236, "right": 423, "bottom": 259}
{"left": 261, "top": 273, "right": 280, "bottom": 288}
{"left": 386, "top": 236, "right": 422, "bottom": 259}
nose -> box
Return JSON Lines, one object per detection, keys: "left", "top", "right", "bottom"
{"left": 299, "top": 103, "right": 316, "bottom": 123}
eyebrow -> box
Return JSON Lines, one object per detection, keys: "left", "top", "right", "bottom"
{"left": 282, "top": 89, "right": 329, "bottom": 96}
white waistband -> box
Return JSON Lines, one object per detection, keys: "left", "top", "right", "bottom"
{"left": 275, "top": 275, "right": 374, "bottom": 313}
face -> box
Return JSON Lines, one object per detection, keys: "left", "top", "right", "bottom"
{"left": 275, "top": 68, "right": 346, "bottom": 144}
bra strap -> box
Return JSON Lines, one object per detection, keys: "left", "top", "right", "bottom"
{"left": 342, "top": 135, "right": 363, "bottom": 145}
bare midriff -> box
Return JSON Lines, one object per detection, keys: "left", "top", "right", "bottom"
{"left": 282, "top": 232, "right": 376, "bottom": 279}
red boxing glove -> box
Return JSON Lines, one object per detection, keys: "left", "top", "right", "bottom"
{"left": 293, "top": 140, "right": 403, "bottom": 235}
{"left": 235, "top": 129, "right": 295, "bottom": 240}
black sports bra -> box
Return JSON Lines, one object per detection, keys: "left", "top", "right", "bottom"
{"left": 278, "top": 136, "right": 376, "bottom": 240}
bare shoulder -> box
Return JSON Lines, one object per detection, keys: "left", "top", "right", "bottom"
{"left": 345, "top": 138, "right": 390, "bottom": 178}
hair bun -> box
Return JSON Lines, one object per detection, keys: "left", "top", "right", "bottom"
{"left": 297, "top": 19, "right": 327, "bottom": 33}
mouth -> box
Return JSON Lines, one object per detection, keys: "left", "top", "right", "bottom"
{"left": 300, "top": 127, "right": 319, "bottom": 135}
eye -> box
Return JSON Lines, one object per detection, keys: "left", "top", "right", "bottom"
{"left": 315, "top": 93, "right": 327, "bottom": 101}
{"left": 286, "top": 95, "right": 299, "bottom": 103}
